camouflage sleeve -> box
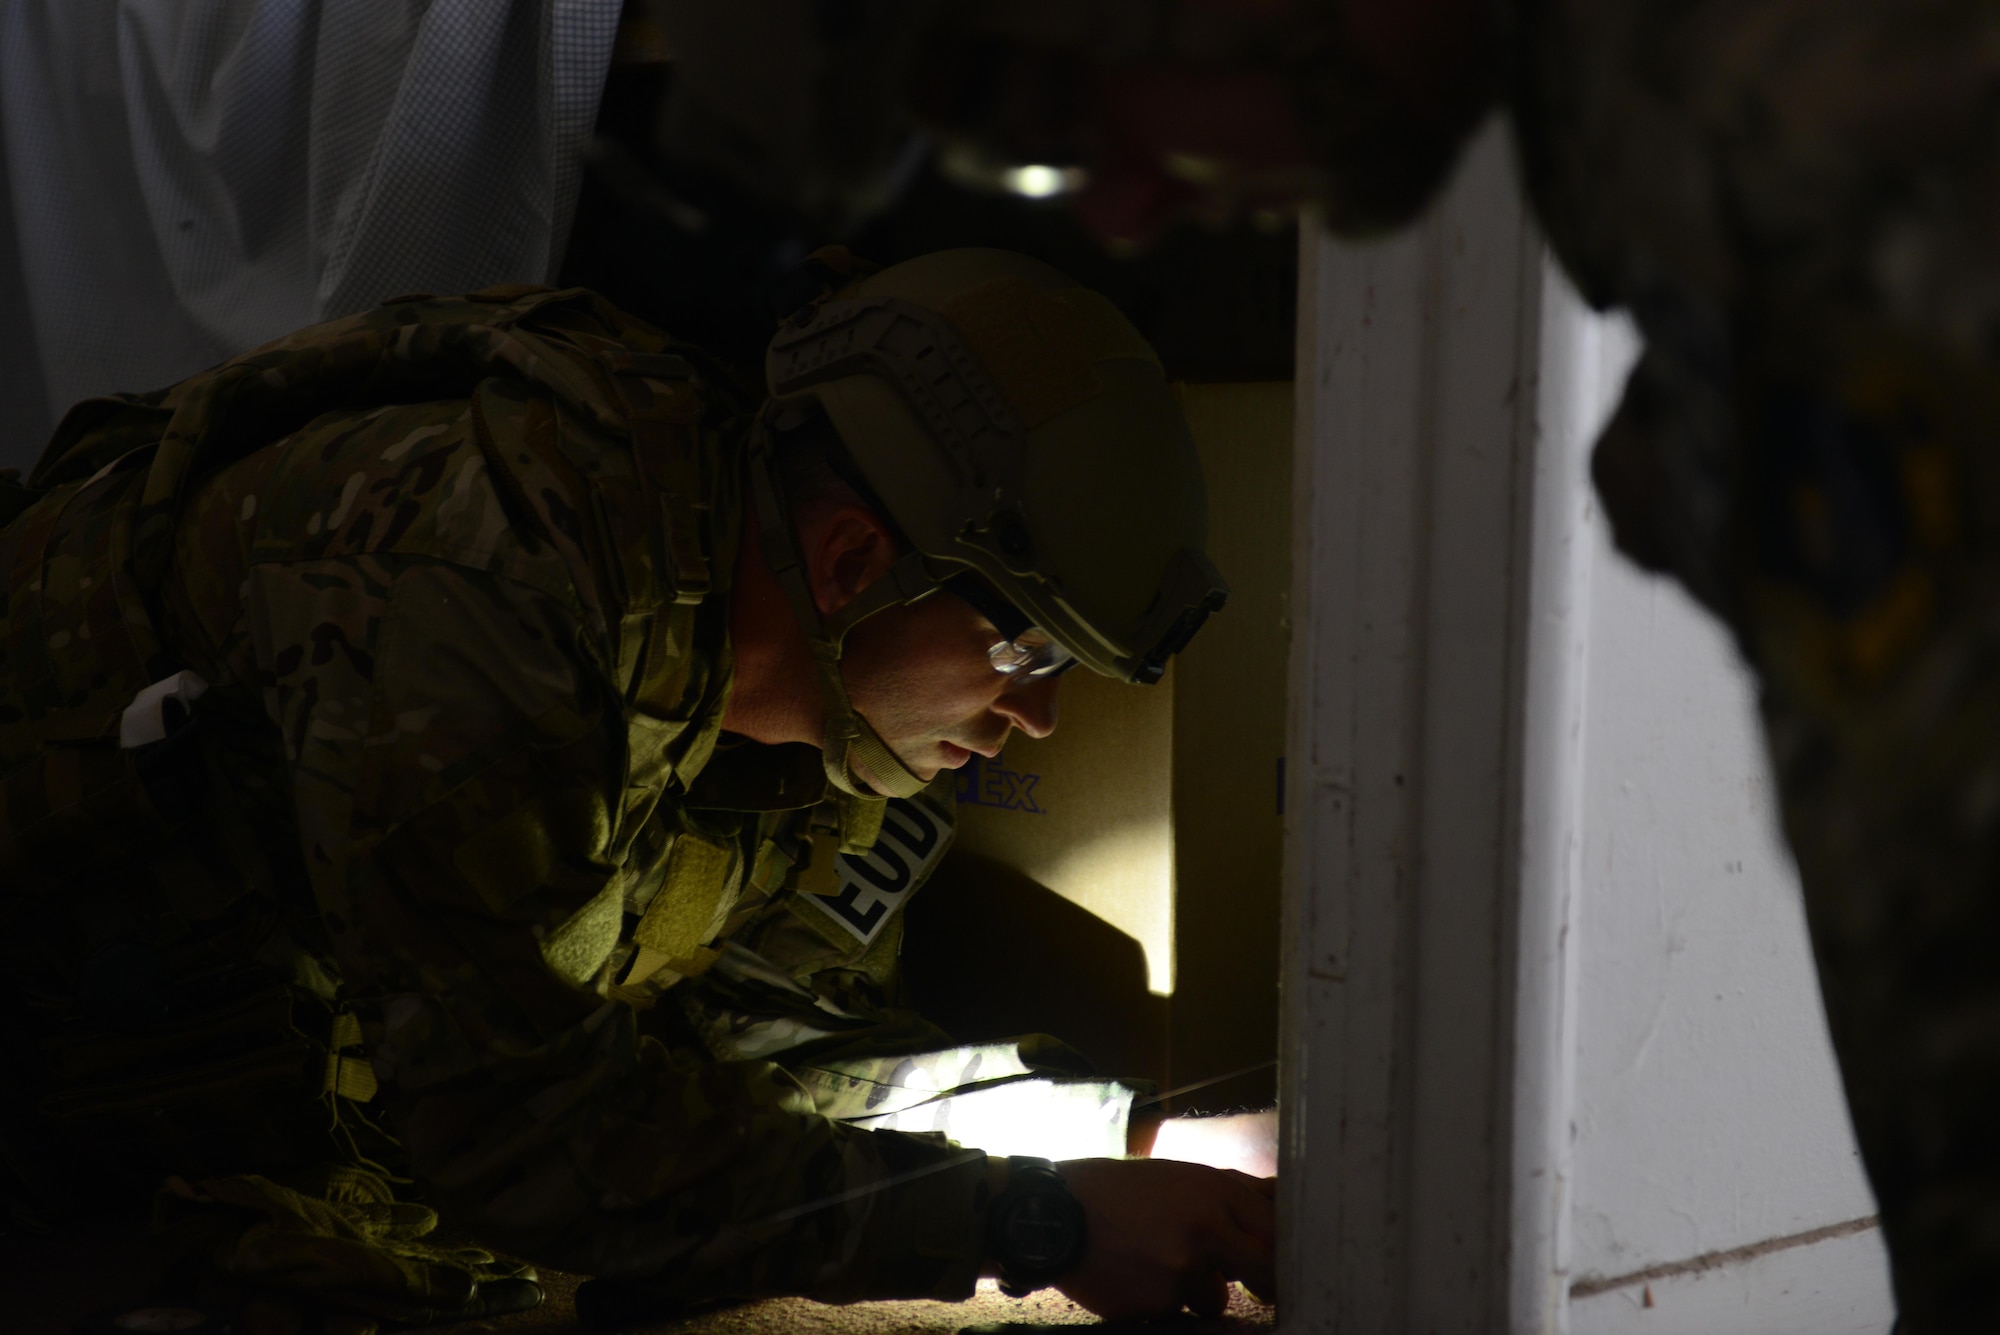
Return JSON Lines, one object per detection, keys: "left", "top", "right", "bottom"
{"left": 238, "top": 546, "right": 989, "bottom": 1302}
{"left": 674, "top": 925, "right": 1139, "bottom": 1167}
{"left": 666, "top": 810, "right": 1142, "bottom": 1166}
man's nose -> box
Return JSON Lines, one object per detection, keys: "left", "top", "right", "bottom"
{"left": 995, "top": 674, "right": 1063, "bottom": 739}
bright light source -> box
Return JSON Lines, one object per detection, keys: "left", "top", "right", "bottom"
{"left": 1151, "top": 1110, "right": 1279, "bottom": 1177}
{"left": 852, "top": 1078, "right": 1135, "bottom": 1161}
{"left": 937, "top": 143, "right": 1088, "bottom": 199}
{"left": 1000, "top": 164, "right": 1080, "bottom": 200}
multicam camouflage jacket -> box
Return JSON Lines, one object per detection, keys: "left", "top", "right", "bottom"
{"left": 0, "top": 287, "right": 1132, "bottom": 1312}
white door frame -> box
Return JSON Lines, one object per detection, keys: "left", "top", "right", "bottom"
{"left": 1278, "top": 120, "right": 1607, "bottom": 1333}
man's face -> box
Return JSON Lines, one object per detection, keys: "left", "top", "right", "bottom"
{"left": 840, "top": 587, "right": 1065, "bottom": 783}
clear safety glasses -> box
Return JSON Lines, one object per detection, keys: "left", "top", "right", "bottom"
{"left": 943, "top": 573, "right": 1077, "bottom": 680}
{"left": 986, "top": 625, "right": 1075, "bottom": 678}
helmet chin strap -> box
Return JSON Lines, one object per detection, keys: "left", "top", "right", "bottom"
{"left": 748, "top": 426, "right": 939, "bottom": 801}
{"left": 825, "top": 674, "right": 931, "bottom": 800}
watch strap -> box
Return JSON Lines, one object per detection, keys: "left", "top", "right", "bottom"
{"left": 986, "top": 1155, "right": 1088, "bottom": 1297}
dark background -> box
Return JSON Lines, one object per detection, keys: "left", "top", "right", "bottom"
{"left": 559, "top": 66, "right": 1297, "bottom": 388}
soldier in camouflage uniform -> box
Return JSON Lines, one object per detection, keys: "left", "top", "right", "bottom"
{"left": 728, "top": 0, "right": 1992, "bottom": 1326}
{"left": 0, "top": 250, "right": 1275, "bottom": 1329}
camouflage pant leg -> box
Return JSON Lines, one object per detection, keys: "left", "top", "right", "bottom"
{"left": 155, "top": 1167, "right": 541, "bottom": 1327}
{"left": 1759, "top": 666, "right": 2000, "bottom": 1329}
{"left": 0, "top": 862, "right": 346, "bottom": 1199}
{"left": 1721, "top": 337, "right": 2000, "bottom": 1330}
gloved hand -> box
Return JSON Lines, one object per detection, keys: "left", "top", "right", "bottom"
{"left": 154, "top": 1166, "right": 541, "bottom": 1334}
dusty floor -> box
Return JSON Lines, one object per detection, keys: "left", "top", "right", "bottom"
{"left": 466, "top": 1271, "right": 1276, "bottom": 1335}
{"left": 7, "top": 1213, "right": 1276, "bottom": 1335}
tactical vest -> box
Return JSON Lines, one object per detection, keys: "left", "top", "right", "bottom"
{"left": 0, "top": 286, "right": 759, "bottom": 1188}
{"left": 3, "top": 286, "right": 741, "bottom": 876}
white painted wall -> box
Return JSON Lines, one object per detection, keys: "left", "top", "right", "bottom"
{"left": 1557, "top": 312, "right": 1893, "bottom": 1334}
{"left": 1283, "top": 122, "right": 1898, "bottom": 1332}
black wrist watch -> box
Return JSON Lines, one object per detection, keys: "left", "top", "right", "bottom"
{"left": 985, "top": 1156, "right": 1089, "bottom": 1297}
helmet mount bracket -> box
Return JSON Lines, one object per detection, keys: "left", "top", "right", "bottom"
{"left": 768, "top": 297, "right": 1035, "bottom": 581}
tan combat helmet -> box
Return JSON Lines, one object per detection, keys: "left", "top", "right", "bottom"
{"left": 748, "top": 248, "right": 1228, "bottom": 800}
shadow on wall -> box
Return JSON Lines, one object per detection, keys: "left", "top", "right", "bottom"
{"left": 902, "top": 849, "right": 1168, "bottom": 1091}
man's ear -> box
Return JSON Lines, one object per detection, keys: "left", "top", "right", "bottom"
{"left": 803, "top": 504, "right": 900, "bottom": 618}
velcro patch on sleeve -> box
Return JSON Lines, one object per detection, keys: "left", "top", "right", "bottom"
{"left": 799, "top": 795, "right": 951, "bottom": 946}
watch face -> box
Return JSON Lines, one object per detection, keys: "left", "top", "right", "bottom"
{"left": 1001, "top": 1191, "right": 1082, "bottom": 1268}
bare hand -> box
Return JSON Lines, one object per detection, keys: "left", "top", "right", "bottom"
{"left": 1051, "top": 1157, "right": 1277, "bottom": 1320}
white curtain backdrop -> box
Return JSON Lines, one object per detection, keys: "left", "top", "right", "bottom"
{"left": 0, "top": 0, "right": 622, "bottom": 468}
